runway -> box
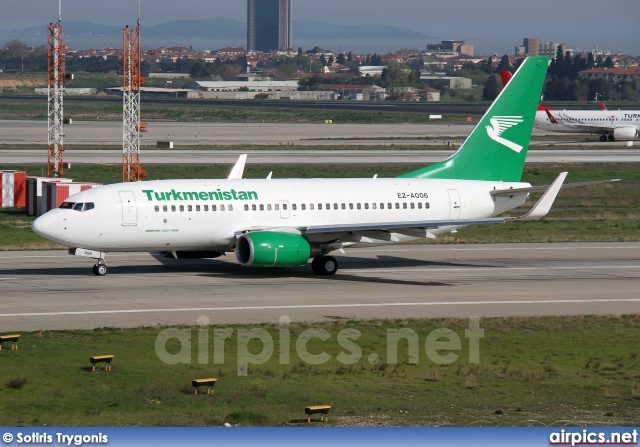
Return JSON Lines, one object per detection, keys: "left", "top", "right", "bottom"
{"left": 1, "top": 148, "right": 639, "bottom": 165}
{"left": 0, "top": 243, "right": 638, "bottom": 331}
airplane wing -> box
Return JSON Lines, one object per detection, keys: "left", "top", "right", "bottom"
{"left": 236, "top": 173, "right": 570, "bottom": 240}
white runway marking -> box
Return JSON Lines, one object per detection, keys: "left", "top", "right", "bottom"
{"left": 346, "top": 265, "right": 640, "bottom": 273}
{"left": 1, "top": 298, "right": 639, "bottom": 318}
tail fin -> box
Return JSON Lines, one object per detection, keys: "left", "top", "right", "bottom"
{"left": 399, "top": 56, "right": 549, "bottom": 182}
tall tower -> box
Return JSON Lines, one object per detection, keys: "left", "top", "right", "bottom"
{"left": 122, "top": 2, "right": 146, "bottom": 182}
{"left": 47, "top": 1, "right": 65, "bottom": 178}
{"left": 247, "top": 0, "right": 292, "bottom": 52}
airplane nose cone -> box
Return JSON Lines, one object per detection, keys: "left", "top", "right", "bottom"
{"left": 32, "top": 211, "right": 59, "bottom": 240}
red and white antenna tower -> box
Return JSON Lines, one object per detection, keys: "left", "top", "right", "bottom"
{"left": 122, "top": 0, "right": 147, "bottom": 182}
{"left": 47, "top": 0, "right": 65, "bottom": 178}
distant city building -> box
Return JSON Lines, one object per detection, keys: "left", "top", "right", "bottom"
{"left": 515, "top": 38, "right": 540, "bottom": 56}
{"left": 579, "top": 67, "right": 640, "bottom": 91}
{"left": 516, "top": 39, "right": 573, "bottom": 57}
{"left": 247, "top": 0, "right": 292, "bottom": 52}
{"left": 426, "top": 40, "right": 474, "bottom": 56}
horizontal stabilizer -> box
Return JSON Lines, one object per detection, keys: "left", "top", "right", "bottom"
{"left": 491, "top": 178, "right": 620, "bottom": 197}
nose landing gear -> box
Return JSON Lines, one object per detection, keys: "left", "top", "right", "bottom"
{"left": 92, "top": 261, "right": 108, "bottom": 276}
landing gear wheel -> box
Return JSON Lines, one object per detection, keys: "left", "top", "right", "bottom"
{"left": 599, "top": 135, "right": 607, "bottom": 142}
{"left": 608, "top": 134, "right": 616, "bottom": 141}
{"left": 93, "top": 263, "right": 108, "bottom": 276}
{"left": 312, "top": 256, "right": 338, "bottom": 275}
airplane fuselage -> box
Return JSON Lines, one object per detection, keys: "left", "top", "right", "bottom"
{"left": 35, "top": 177, "right": 530, "bottom": 253}
{"left": 535, "top": 109, "right": 640, "bottom": 138}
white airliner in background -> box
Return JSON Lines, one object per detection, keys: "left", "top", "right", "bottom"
{"left": 535, "top": 107, "right": 640, "bottom": 142}
{"left": 500, "top": 70, "right": 640, "bottom": 142}
{"left": 32, "top": 57, "right": 617, "bottom": 276}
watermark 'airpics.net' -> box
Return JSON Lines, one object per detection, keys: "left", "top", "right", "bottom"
{"left": 155, "top": 316, "right": 484, "bottom": 376}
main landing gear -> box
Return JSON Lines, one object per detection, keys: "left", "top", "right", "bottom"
{"left": 92, "top": 260, "right": 108, "bottom": 276}
{"left": 599, "top": 134, "right": 615, "bottom": 142}
{"left": 311, "top": 256, "right": 338, "bottom": 275}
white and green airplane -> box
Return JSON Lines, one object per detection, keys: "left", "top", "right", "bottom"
{"left": 32, "top": 56, "right": 615, "bottom": 276}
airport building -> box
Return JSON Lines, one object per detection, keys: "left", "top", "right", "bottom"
{"left": 247, "top": 0, "right": 292, "bottom": 52}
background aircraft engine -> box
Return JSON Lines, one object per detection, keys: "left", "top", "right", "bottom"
{"left": 236, "top": 232, "right": 317, "bottom": 267}
{"left": 613, "top": 127, "right": 638, "bottom": 140}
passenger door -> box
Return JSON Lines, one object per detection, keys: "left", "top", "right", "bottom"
{"left": 119, "top": 191, "right": 137, "bottom": 226}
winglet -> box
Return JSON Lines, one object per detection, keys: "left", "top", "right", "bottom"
{"left": 509, "top": 172, "right": 567, "bottom": 221}
{"left": 228, "top": 154, "right": 247, "bottom": 179}
{"left": 545, "top": 109, "right": 559, "bottom": 124}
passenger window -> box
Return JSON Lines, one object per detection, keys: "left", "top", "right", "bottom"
{"left": 372, "top": 203, "right": 377, "bottom": 210}
{"left": 204, "top": 205, "right": 209, "bottom": 211}
{"left": 365, "top": 203, "right": 369, "bottom": 210}
{"left": 267, "top": 204, "right": 272, "bottom": 211}
{"left": 318, "top": 203, "right": 323, "bottom": 210}
{"left": 395, "top": 203, "right": 400, "bottom": 209}
{"left": 180, "top": 205, "right": 185, "bottom": 212}
{"left": 188, "top": 205, "right": 193, "bottom": 212}
{"left": 410, "top": 203, "right": 415, "bottom": 209}
{"left": 292, "top": 204, "right": 297, "bottom": 211}
{"left": 252, "top": 204, "right": 257, "bottom": 211}
{"left": 85, "top": 203, "right": 95, "bottom": 211}
{"left": 171, "top": 205, "right": 176, "bottom": 212}
{"left": 154, "top": 205, "right": 160, "bottom": 212}
{"left": 211, "top": 205, "right": 217, "bottom": 211}
{"left": 357, "top": 203, "right": 361, "bottom": 210}
{"left": 403, "top": 203, "right": 407, "bottom": 209}
{"left": 228, "top": 205, "right": 233, "bottom": 211}
{"left": 275, "top": 204, "right": 279, "bottom": 211}
{"left": 301, "top": 204, "right": 306, "bottom": 211}
{"left": 283, "top": 203, "right": 288, "bottom": 210}
{"left": 196, "top": 205, "right": 201, "bottom": 212}
{"left": 349, "top": 203, "right": 354, "bottom": 210}
{"left": 244, "top": 204, "right": 249, "bottom": 211}
{"left": 380, "top": 203, "right": 385, "bottom": 209}
{"left": 388, "top": 203, "right": 392, "bottom": 209}
{"left": 309, "top": 204, "right": 314, "bottom": 210}
{"left": 334, "top": 203, "right": 338, "bottom": 210}
{"left": 418, "top": 203, "right": 423, "bottom": 209}
{"left": 326, "top": 203, "right": 330, "bottom": 210}
{"left": 425, "top": 202, "right": 430, "bottom": 209}
{"left": 163, "top": 205, "right": 168, "bottom": 212}
{"left": 341, "top": 203, "right": 346, "bottom": 210}
{"left": 260, "top": 204, "right": 265, "bottom": 211}
{"left": 73, "top": 203, "right": 83, "bottom": 211}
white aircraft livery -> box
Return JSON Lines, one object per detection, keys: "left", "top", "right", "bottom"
{"left": 31, "top": 57, "right": 617, "bottom": 276}
{"left": 536, "top": 108, "right": 640, "bottom": 142}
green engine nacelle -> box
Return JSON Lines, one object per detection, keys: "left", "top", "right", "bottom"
{"left": 236, "top": 231, "right": 314, "bottom": 268}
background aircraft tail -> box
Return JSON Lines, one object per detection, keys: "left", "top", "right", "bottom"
{"left": 399, "top": 56, "right": 549, "bottom": 182}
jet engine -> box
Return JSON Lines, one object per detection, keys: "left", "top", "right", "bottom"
{"left": 613, "top": 127, "right": 638, "bottom": 140}
{"left": 236, "top": 231, "right": 319, "bottom": 267}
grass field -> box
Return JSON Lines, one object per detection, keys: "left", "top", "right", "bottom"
{"left": 0, "top": 162, "right": 638, "bottom": 250}
{"left": 1, "top": 315, "right": 638, "bottom": 427}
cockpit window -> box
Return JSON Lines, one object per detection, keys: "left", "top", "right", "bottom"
{"left": 60, "top": 202, "right": 95, "bottom": 212}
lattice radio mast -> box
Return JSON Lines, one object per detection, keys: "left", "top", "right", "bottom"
{"left": 122, "top": 0, "right": 146, "bottom": 182}
{"left": 47, "top": 0, "right": 65, "bottom": 178}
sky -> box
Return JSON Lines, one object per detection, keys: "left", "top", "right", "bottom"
{"left": 1, "top": 0, "right": 639, "bottom": 56}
